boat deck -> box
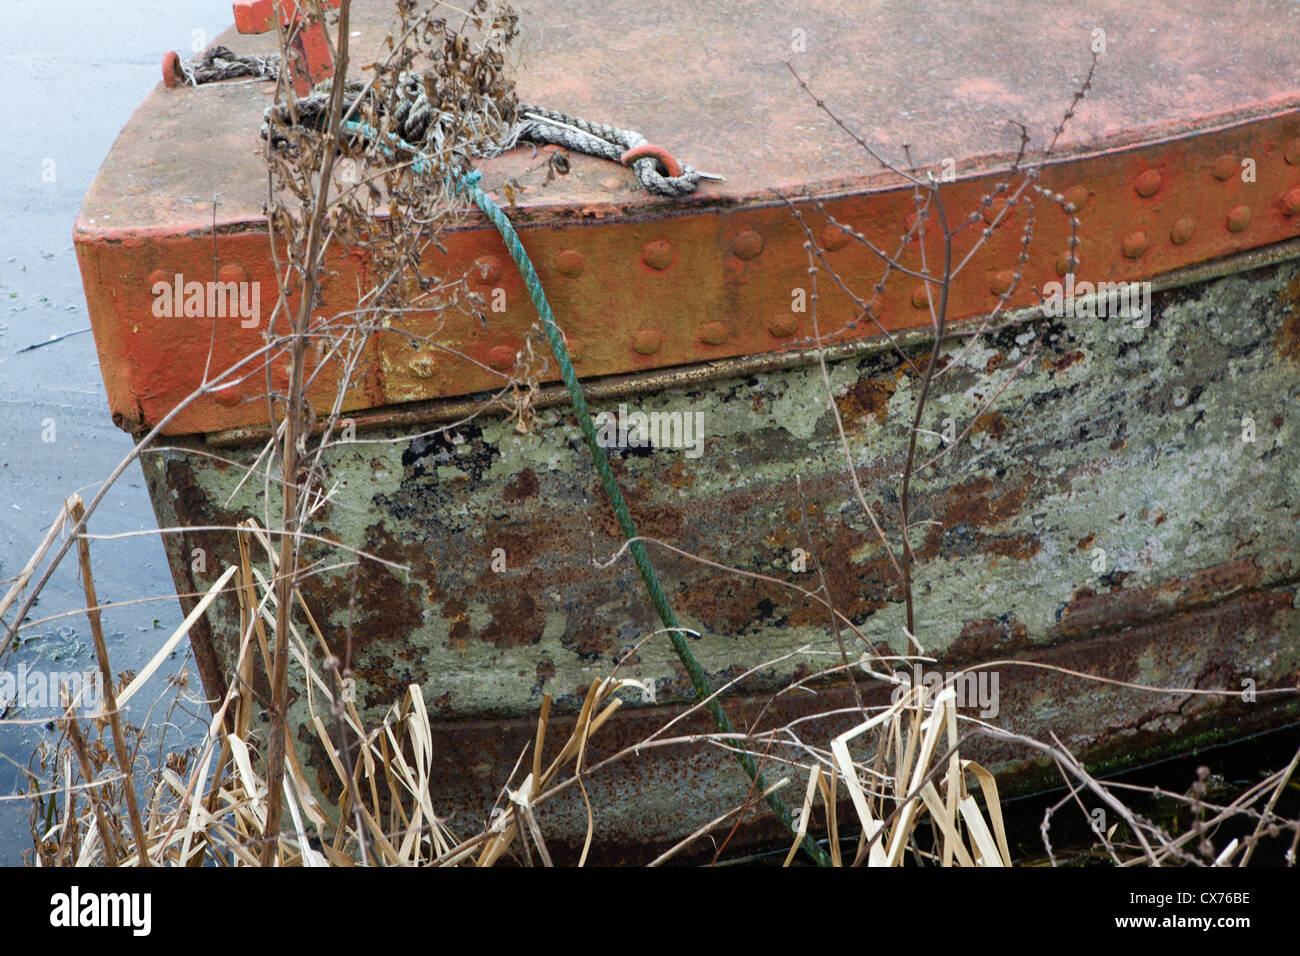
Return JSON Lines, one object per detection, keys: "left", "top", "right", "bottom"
{"left": 75, "top": 1, "right": 1300, "bottom": 437}
{"left": 78, "top": 0, "right": 1300, "bottom": 231}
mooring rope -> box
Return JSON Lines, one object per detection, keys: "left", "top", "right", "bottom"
{"left": 175, "top": 50, "right": 710, "bottom": 196}
{"left": 457, "top": 169, "right": 822, "bottom": 862}
{"left": 278, "top": 82, "right": 705, "bottom": 195}
{"left": 340, "top": 120, "right": 825, "bottom": 864}
{"left": 508, "top": 106, "right": 703, "bottom": 197}
{"left": 177, "top": 45, "right": 282, "bottom": 85}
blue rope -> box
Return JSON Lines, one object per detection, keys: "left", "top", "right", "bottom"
{"left": 341, "top": 121, "right": 828, "bottom": 865}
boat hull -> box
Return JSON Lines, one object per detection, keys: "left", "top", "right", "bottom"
{"left": 141, "top": 256, "right": 1300, "bottom": 860}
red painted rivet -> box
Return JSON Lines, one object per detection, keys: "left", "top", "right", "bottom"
{"left": 218, "top": 263, "right": 248, "bottom": 285}
{"left": 768, "top": 315, "right": 798, "bottom": 338}
{"left": 633, "top": 330, "right": 662, "bottom": 355}
{"left": 989, "top": 270, "right": 1015, "bottom": 296}
{"left": 1211, "top": 155, "right": 1237, "bottom": 181}
{"left": 1135, "top": 169, "right": 1162, "bottom": 197}
{"left": 407, "top": 356, "right": 436, "bottom": 379}
{"left": 699, "top": 321, "right": 728, "bottom": 345}
{"left": 1284, "top": 138, "right": 1300, "bottom": 166}
{"left": 472, "top": 255, "right": 502, "bottom": 284}
{"left": 1281, "top": 187, "right": 1300, "bottom": 217}
{"left": 1122, "top": 231, "right": 1150, "bottom": 258}
{"left": 213, "top": 387, "right": 242, "bottom": 407}
{"left": 821, "top": 223, "right": 849, "bottom": 251}
{"left": 1226, "top": 205, "right": 1252, "bottom": 233}
{"left": 555, "top": 249, "right": 585, "bottom": 277}
{"left": 1056, "top": 253, "right": 1077, "bottom": 276}
{"left": 1170, "top": 218, "right": 1196, "bottom": 245}
{"left": 732, "top": 230, "right": 764, "bottom": 260}
{"left": 148, "top": 269, "right": 170, "bottom": 290}
{"left": 488, "top": 345, "right": 515, "bottom": 370}
{"left": 911, "top": 284, "right": 930, "bottom": 308}
{"left": 1062, "top": 186, "right": 1088, "bottom": 213}
{"left": 642, "top": 239, "right": 674, "bottom": 271}
{"left": 981, "top": 199, "right": 1012, "bottom": 225}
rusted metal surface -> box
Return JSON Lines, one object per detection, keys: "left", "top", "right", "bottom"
{"left": 194, "top": 235, "right": 1300, "bottom": 448}
{"left": 75, "top": 1, "right": 1300, "bottom": 435}
{"left": 263, "top": 584, "right": 1297, "bottom": 865}
{"left": 140, "top": 262, "right": 1300, "bottom": 855}
{"left": 73, "top": 0, "right": 1300, "bottom": 855}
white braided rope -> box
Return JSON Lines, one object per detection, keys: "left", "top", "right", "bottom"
{"left": 179, "top": 46, "right": 282, "bottom": 85}
{"left": 509, "top": 106, "right": 702, "bottom": 197}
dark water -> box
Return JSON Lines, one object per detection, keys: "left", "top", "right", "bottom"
{"left": 0, "top": 0, "right": 237, "bottom": 866}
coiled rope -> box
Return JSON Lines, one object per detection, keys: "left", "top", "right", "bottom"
{"left": 342, "top": 120, "right": 825, "bottom": 865}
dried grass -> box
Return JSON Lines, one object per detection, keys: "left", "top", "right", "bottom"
{"left": 782, "top": 686, "right": 1012, "bottom": 867}
{"left": 26, "top": 512, "right": 649, "bottom": 867}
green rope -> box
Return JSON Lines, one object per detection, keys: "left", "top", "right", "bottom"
{"left": 344, "top": 121, "right": 830, "bottom": 866}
